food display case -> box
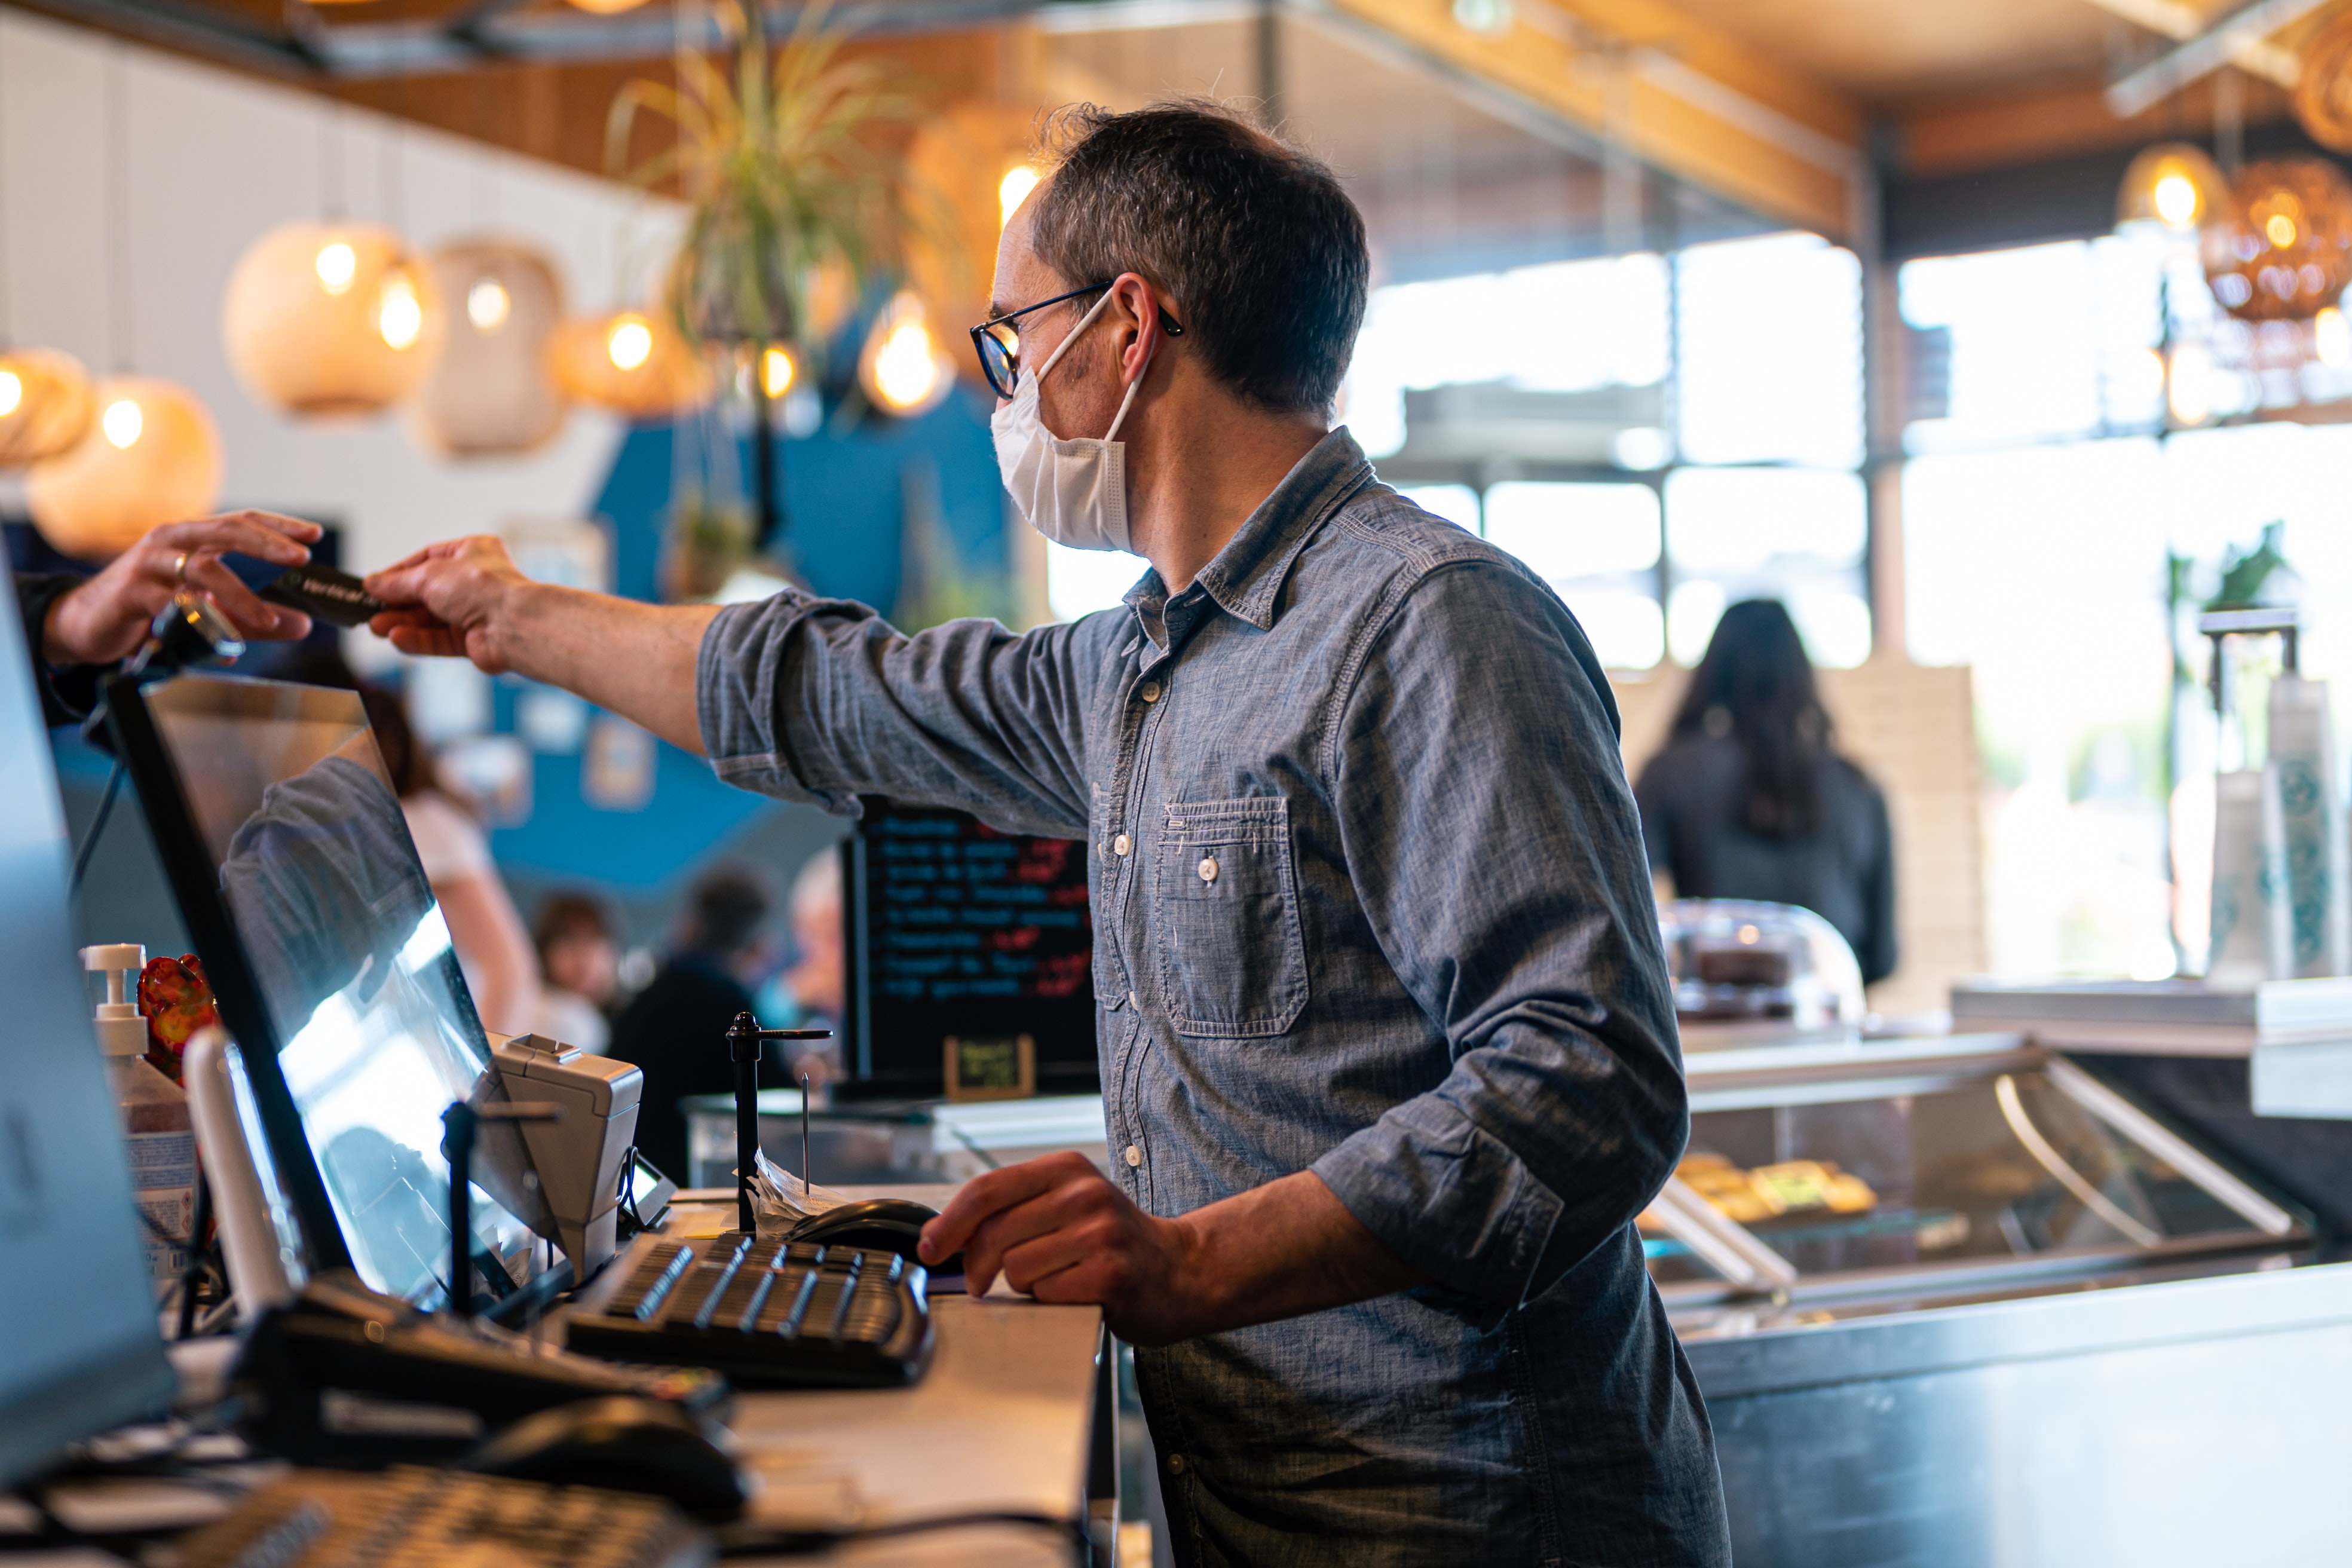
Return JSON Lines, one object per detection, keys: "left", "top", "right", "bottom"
{"left": 1646, "top": 1031, "right": 2352, "bottom": 1567}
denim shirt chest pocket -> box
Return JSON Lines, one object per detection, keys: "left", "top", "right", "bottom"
{"left": 1153, "top": 797, "right": 1308, "bottom": 1037}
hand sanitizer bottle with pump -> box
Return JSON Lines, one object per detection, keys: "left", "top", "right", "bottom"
{"left": 82, "top": 944, "right": 195, "bottom": 1295}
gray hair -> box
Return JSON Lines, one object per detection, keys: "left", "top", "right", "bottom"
{"left": 1027, "top": 99, "right": 1370, "bottom": 417}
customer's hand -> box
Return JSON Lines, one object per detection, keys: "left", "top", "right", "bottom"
{"left": 920, "top": 1151, "right": 1209, "bottom": 1345}
{"left": 41, "top": 511, "right": 321, "bottom": 666}
{"left": 366, "top": 535, "right": 534, "bottom": 673}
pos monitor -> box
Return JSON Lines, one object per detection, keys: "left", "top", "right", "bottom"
{"left": 106, "top": 673, "right": 549, "bottom": 1312}
{"left": 843, "top": 798, "right": 1100, "bottom": 1098}
{"left": 0, "top": 599, "right": 173, "bottom": 1483}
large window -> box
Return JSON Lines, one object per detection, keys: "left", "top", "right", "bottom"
{"left": 1041, "top": 232, "right": 1872, "bottom": 659}
{"left": 1901, "top": 235, "right": 2352, "bottom": 980}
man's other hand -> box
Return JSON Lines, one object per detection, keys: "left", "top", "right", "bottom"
{"left": 365, "top": 535, "right": 532, "bottom": 673}
{"left": 919, "top": 1151, "right": 1207, "bottom": 1346}
{"left": 42, "top": 510, "right": 322, "bottom": 666}
{"left": 919, "top": 1150, "right": 1428, "bottom": 1348}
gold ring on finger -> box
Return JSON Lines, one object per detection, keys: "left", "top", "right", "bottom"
{"left": 173, "top": 552, "right": 189, "bottom": 584}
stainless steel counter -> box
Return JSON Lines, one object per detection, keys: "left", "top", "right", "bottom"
{"left": 1686, "top": 1250, "right": 2352, "bottom": 1566}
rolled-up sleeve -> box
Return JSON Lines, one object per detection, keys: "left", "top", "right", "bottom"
{"left": 696, "top": 589, "right": 1110, "bottom": 840}
{"left": 1309, "top": 559, "right": 1688, "bottom": 1327}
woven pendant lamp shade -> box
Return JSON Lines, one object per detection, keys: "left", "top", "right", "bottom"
{"left": 2202, "top": 158, "right": 2352, "bottom": 321}
{"left": 547, "top": 310, "right": 712, "bottom": 418}
{"left": 222, "top": 222, "right": 443, "bottom": 416}
{"left": 26, "top": 376, "right": 222, "bottom": 561}
{"left": 0, "top": 347, "right": 97, "bottom": 466}
{"left": 410, "top": 240, "right": 569, "bottom": 456}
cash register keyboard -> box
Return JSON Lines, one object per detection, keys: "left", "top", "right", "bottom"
{"left": 179, "top": 1466, "right": 710, "bottom": 1568}
{"left": 565, "top": 1232, "right": 933, "bottom": 1389}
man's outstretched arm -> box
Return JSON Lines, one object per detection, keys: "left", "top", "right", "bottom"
{"left": 366, "top": 537, "right": 718, "bottom": 754}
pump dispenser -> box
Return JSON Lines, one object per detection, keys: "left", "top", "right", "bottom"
{"left": 82, "top": 945, "right": 196, "bottom": 1294}
{"left": 85, "top": 944, "right": 149, "bottom": 1058}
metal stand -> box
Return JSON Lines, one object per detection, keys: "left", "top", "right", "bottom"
{"left": 440, "top": 1100, "right": 564, "bottom": 1322}
{"left": 724, "top": 1012, "right": 831, "bottom": 1235}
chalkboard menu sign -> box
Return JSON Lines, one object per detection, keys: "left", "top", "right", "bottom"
{"left": 842, "top": 799, "right": 1099, "bottom": 1098}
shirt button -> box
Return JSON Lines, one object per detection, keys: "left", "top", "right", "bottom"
{"left": 1125, "top": 1144, "right": 1143, "bottom": 1168}
{"left": 1127, "top": 990, "right": 1139, "bottom": 1009}
{"left": 1198, "top": 855, "right": 1218, "bottom": 883}
{"left": 1113, "top": 833, "right": 1131, "bottom": 857}
{"left": 1168, "top": 1453, "right": 1186, "bottom": 1474}
{"left": 1140, "top": 681, "right": 1162, "bottom": 703}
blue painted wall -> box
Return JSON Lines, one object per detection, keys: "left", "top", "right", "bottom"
{"left": 486, "top": 381, "right": 1007, "bottom": 905}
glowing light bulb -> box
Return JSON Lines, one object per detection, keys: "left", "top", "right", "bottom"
{"left": 761, "top": 345, "right": 795, "bottom": 398}
{"left": 377, "top": 274, "right": 424, "bottom": 350}
{"left": 873, "top": 318, "right": 941, "bottom": 411}
{"left": 2154, "top": 173, "right": 2200, "bottom": 228}
{"left": 0, "top": 371, "right": 20, "bottom": 418}
{"left": 607, "top": 317, "right": 654, "bottom": 371}
{"left": 467, "top": 278, "right": 512, "bottom": 332}
{"left": 2319, "top": 307, "right": 2352, "bottom": 368}
{"left": 999, "top": 165, "right": 1040, "bottom": 228}
{"left": 102, "top": 397, "right": 143, "bottom": 449}
{"left": 314, "top": 241, "right": 357, "bottom": 296}
{"left": 2268, "top": 213, "right": 2299, "bottom": 248}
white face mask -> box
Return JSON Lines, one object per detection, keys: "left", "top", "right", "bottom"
{"left": 991, "top": 289, "right": 1154, "bottom": 554}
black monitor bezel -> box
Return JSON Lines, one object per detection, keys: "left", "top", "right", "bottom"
{"left": 103, "top": 672, "right": 362, "bottom": 1276}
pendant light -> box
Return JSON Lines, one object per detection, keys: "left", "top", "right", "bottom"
{"left": 222, "top": 220, "right": 442, "bottom": 415}
{"left": 2202, "top": 157, "right": 2352, "bottom": 322}
{"left": 26, "top": 44, "right": 219, "bottom": 561}
{"left": 27, "top": 378, "right": 222, "bottom": 560}
{"left": 0, "top": 28, "right": 94, "bottom": 464}
{"left": 858, "top": 291, "right": 956, "bottom": 417}
{"left": 2115, "top": 143, "right": 2228, "bottom": 234}
{"left": 409, "top": 238, "right": 569, "bottom": 456}
{"left": 547, "top": 308, "right": 712, "bottom": 418}
{"left": 0, "top": 347, "right": 94, "bottom": 467}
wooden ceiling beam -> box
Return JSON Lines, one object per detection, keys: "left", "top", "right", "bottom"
{"left": 1301, "top": 0, "right": 1866, "bottom": 240}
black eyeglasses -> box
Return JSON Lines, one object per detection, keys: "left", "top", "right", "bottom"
{"left": 969, "top": 281, "right": 1183, "bottom": 399}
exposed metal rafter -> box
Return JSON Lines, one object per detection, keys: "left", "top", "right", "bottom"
{"left": 2103, "top": 0, "right": 2333, "bottom": 119}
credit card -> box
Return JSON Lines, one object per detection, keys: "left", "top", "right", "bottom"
{"left": 250, "top": 562, "right": 390, "bottom": 628}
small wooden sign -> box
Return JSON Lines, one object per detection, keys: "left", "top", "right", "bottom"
{"left": 942, "top": 1033, "right": 1036, "bottom": 1102}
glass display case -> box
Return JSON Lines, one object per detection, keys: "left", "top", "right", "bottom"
{"left": 1659, "top": 898, "right": 1865, "bottom": 1040}
{"left": 1642, "top": 1031, "right": 2305, "bottom": 1318}
{"left": 1652, "top": 1030, "right": 2352, "bottom": 1568}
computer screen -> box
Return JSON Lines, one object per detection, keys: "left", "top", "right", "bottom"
{"left": 843, "top": 799, "right": 1100, "bottom": 1098}
{"left": 0, "top": 599, "right": 174, "bottom": 1484}
{"left": 111, "top": 675, "right": 547, "bottom": 1310}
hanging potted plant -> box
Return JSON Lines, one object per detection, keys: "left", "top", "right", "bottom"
{"left": 607, "top": 0, "right": 917, "bottom": 588}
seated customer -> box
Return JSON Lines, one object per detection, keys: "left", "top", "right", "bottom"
{"left": 751, "top": 851, "right": 845, "bottom": 1089}
{"left": 610, "top": 866, "right": 777, "bottom": 1180}
{"left": 531, "top": 892, "right": 620, "bottom": 1055}
{"left": 358, "top": 684, "right": 540, "bottom": 1037}
{"left": 1636, "top": 598, "right": 1897, "bottom": 985}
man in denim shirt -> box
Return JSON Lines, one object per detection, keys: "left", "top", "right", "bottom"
{"left": 368, "top": 102, "right": 1728, "bottom": 1567}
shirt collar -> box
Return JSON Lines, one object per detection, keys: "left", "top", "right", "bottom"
{"left": 1122, "top": 428, "right": 1374, "bottom": 634}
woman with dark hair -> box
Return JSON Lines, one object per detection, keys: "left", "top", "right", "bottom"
{"left": 1635, "top": 599, "right": 1897, "bottom": 986}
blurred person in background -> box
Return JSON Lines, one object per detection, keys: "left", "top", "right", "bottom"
{"left": 532, "top": 892, "right": 619, "bottom": 1055}
{"left": 610, "top": 865, "right": 778, "bottom": 1180}
{"left": 358, "top": 682, "right": 541, "bottom": 1034}
{"left": 1635, "top": 598, "right": 1897, "bottom": 985}
{"left": 752, "top": 849, "right": 847, "bottom": 1090}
